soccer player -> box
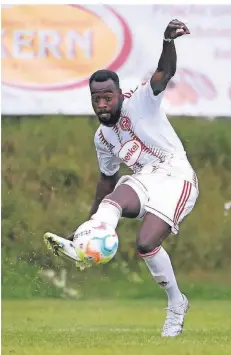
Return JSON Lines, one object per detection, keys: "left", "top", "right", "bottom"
{"left": 44, "top": 19, "right": 199, "bottom": 337}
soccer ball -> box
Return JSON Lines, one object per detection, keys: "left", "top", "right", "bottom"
{"left": 73, "top": 219, "right": 119, "bottom": 265}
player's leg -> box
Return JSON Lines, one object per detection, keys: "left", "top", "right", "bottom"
{"left": 64, "top": 181, "right": 141, "bottom": 242}
{"left": 91, "top": 183, "right": 141, "bottom": 226}
{"left": 137, "top": 213, "right": 188, "bottom": 337}
{"left": 137, "top": 213, "right": 183, "bottom": 306}
{"left": 137, "top": 213, "right": 184, "bottom": 307}
{"left": 92, "top": 179, "right": 190, "bottom": 337}
{"left": 44, "top": 180, "right": 141, "bottom": 267}
{"left": 136, "top": 174, "right": 198, "bottom": 337}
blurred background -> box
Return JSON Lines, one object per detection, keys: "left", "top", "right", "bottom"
{"left": 2, "top": 4, "right": 231, "bottom": 301}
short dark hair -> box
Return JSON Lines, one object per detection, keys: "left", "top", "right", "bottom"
{"left": 89, "top": 69, "right": 120, "bottom": 88}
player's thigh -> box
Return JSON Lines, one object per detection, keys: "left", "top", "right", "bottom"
{"left": 106, "top": 183, "right": 141, "bottom": 218}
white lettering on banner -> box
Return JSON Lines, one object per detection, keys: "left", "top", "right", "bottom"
{"left": 13, "top": 30, "right": 35, "bottom": 59}
{"left": 67, "top": 30, "right": 92, "bottom": 59}
{"left": 38, "top": 30, "right": 61, "bottom": 59}
{"left": 1, "top": 30, "right": 8, "bottom": 58}
{"left": 2, "top": 30, "right": 93, "bottom": 59}
{"left": 119, "top": 140, "right": 142, "bottom": 167}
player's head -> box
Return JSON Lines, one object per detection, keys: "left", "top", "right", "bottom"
{"left": 89, "top": 69, "right": 124, "bottom": 126}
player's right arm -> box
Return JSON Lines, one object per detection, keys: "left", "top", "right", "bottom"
{"left": 89, "top": 130, "right": 121, "bottom": 217}
{"left": 89, "top": 172, "right": 119, "bottom": 217}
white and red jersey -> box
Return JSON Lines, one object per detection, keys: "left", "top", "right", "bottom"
{"left": 94, "top": 80, "right": 197, "bottom": 187}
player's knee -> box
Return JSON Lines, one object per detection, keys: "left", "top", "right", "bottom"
{"left": 136, "top": 233, "right": 160, "bottom": 255}
{"left": 136, "top": 241, "right": 153, "bottom": 255}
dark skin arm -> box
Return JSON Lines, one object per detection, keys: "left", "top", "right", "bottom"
{"left": 67, "top": 172, "right": 119, "bottom": 241}
{"left": 151, "top": 19, "right": 190, "bottom": 96}
{"left": 88, "top": 172, "right": 119, "bottom": 217}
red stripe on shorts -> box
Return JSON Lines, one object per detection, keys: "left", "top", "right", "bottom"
{"left": 173, "top": 181, "right": 188, "bottom": 224}
{"left": 175, "top": 182, "right": 192, "bottom": 224}
{"left": 174, "top": 182, "right": 190, "bottom": 224}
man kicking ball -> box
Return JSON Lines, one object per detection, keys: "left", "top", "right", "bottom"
{"left": 44, "top": 19, "right": 199, "bottom": 337}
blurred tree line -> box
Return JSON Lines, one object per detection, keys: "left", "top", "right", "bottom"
{"left": 2, "top": 115, "right": 231, "bottom": 276}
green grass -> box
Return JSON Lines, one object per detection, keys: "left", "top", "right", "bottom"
{"left": 2, "top": 300, "right": 231, "bottom": 355}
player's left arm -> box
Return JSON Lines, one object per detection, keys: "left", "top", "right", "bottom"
{"left": 151, "top": 19, "right": 190, "bottom": 96}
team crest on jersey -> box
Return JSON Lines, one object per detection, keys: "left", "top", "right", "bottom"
{"left": 120, "top": 116, "right": 131, "bottom": 131}
{"left": 119, "top": 139, "right": 142, "bottom": 167}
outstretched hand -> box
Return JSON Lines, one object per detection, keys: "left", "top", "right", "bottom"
{"left": 164, "top": 19, "right": 190, "bottom": 40}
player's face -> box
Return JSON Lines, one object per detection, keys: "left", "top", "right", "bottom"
{"left": 90, "top": 79, "right": 123, "bottom": 127}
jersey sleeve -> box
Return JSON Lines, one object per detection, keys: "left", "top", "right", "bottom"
{"left": 126, "top": 79, "right": 165, "bottom": 113}
{"left": 94, "top": 132, "right": 121, "bottom": 176}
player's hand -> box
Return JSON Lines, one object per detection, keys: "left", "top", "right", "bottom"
{"left": 164, "top": 19, "right": 190, "bottom": 40}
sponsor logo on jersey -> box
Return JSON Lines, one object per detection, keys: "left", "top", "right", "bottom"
{"left": 119, "top": 140, "right": 142, "bottom": 167}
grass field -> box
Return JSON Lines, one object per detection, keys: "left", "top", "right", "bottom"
{"left": 2, "top": 300, "right": 231, "bottom": 355}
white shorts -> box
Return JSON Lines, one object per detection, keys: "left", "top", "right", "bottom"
{"left": 115, "top": 171, "right": 199, "bottom": 235}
